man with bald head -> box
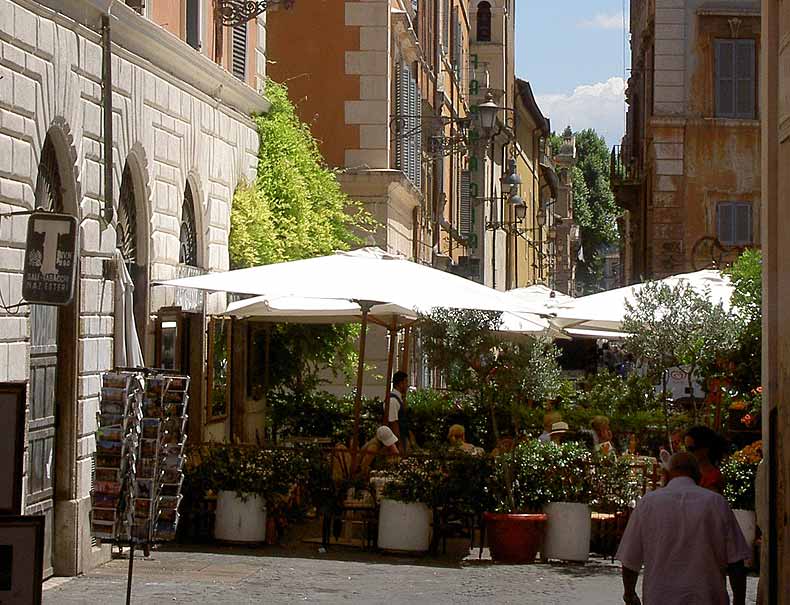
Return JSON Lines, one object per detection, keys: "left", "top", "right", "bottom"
{"left": 616, "top": 452, "right": 750, "bottom": 605}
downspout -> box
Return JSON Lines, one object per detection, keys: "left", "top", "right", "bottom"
{"left": 102, "top": 13, "right": 115, "bottom": 225}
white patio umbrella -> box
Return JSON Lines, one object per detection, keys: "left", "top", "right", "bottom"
{"left": 226, "top": 295, "right": 417, "bottom": 325}
{"left": 549, "top": 270, "right": 733, "bottom": 334}
{"left": 159, "top": 247, "right": 547, "bottom": 451}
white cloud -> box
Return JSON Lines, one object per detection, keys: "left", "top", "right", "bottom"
{"left": 577, "top": 12, "right": 624, "bottom": 30}
{"left": 536, "top": 77, "right": 626, "bottom": 146}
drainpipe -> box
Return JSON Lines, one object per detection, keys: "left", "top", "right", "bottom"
{"left": 102, "top": 13, "right": 114, "bottom": 225}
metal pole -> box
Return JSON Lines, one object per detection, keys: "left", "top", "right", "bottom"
{"left": 125, "top": 544, "right": 134, "bottom": 605}
{"left": 101, "top": 15, "right": 114, "bottom": 225}
{"left": 382, "top": 319, "right": 398, "bottom": 425}
{"left": 351, "top": 302, "right": 373, "bottom": 471}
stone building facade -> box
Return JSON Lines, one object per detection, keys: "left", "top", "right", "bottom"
{"left": 613, "top": 0, "right": 761, "bottom": 283}
{"left": 0, "top": 0, "right": 266, "bottom": 577}
{"left": 760, "top": 0, "right": 789, "bottom": 600}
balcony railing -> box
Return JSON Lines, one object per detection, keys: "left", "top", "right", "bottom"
{"left": 610, "top": 145, "right": 640, "bottom": 187}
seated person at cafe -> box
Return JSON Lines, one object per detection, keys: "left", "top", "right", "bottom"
{"left": 539, "top": 411, "right": 563, "bottom": 442}
{"left": 590, "top": 415, "right": 616, "bottom": 456}
{"left": 332, "top": 426, "right": 400, "bottom": 481}
{"left": 447, "top": 424, "right": 484, "bottom": 455}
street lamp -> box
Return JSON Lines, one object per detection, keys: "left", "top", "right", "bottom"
{"left": 477, "top": 92, "right": 500, "bottom": 131}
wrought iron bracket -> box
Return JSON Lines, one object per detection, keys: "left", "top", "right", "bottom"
{"left": 215, "top": 0, "right": 295, "bottom": 26}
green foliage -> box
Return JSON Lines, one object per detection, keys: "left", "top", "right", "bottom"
{"left": 382, "top": 457, "right": 446, "bottom": 504}
{"left": 723, "top": 249, "right": 763, "bottom": 394}
{"left": 722, "top": 456, "right": 758, "bottom": 510}
{"left": 590, "top": 453, "right": 646, "bottom": 510}
{"left": 622, "top": 280, "right": 736, "bottom": 422}
{"left": 184, "top": 444, "right": 323, "bottom": 510}
{"left": 229, "top": 80, "right": 374, "bottom": 268}
{"left": 492, "top": 441, "right": 593, "bottom": 511}
{"left": 571, "top": 129, "right": 621, "bottom": 294}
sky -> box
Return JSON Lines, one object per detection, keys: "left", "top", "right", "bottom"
{"left": 515, "top": 0, "right": 629, "bottom": 146}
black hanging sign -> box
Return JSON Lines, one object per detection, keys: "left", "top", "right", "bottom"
{"left": 22, "top": 211, "right": 78, "bottom": 306}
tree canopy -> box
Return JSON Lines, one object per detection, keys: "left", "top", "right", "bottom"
{"left": 229, "top": 80, "right": 374, "bottom": 268}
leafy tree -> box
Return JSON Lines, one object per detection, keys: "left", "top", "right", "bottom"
{"left": 229, "top": 80, "right": 375, "bottom": 406}
{"left": 622, "top": 281, "right": 736, "bottom": 428}
{"left": 723, "top": 249, "right": 762, "bottom": 393}
{"left": 229, "top": 79, "right": 375, "bottom": 267}
{"left": 419, "top": 309, "right": 563, "bottom": 510}
{"left": 571, "top": 129, "right": 621, "bottom": 293}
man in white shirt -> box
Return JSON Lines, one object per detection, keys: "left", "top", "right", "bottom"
{"left": 384, "top": 371, "right": 408, "bottom": 448}
{"left": 616, "top": 452, "right": 750, "bottom": 605}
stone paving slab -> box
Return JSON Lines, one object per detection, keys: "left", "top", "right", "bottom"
{"left": 43, "top": 545, "right": 758, "bottom": 604}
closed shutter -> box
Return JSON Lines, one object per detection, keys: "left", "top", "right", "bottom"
{"left": 715, "top": 39, "right": 735, "bottom": 118}
{"left": 460, "top": 170, "right": 472, "bottom": 234}
{"left": 408, "top": 64, "right": 422, "bottom": 189}
{"left": 442, "top": 0, "right": 450, "bottom": 54}
{"left": 735, "top": 39, "right": 756, "bottom": 118}
{"left": 734, "top": 202, "right": 752, "bottom": 244}
{"left": 186, "top": 0, "right": 200, "bottom": 49}
{"left": 232, "top": 22, "right": 247, "bottom": 81}
{"left": 452, "top": 7, "right": 462, "bottom": 80}
{"left": 394, "top": 62, "right": 404, "bottom": 171}
{"left": 717, "top": 202, "right": 735, "bottom": 244}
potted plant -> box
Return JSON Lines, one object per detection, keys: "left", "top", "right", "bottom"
{"left": 541, "top": 441, "right": 594, "bottom": 563}
{"left": 185, "top": 445, "right": 314, "bottom": 543}
{"left": 722, "top": 440, "right": 762, "bottom": 548}
{"left": 377, "top": 457, "right": 445, "bottom": 552}
{"left": 420, "top": 309, "right": 563, "bottom": 563}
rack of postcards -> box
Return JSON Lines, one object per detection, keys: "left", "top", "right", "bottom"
{"left": 91, "top": 369, "right": 190, "bottom": 547}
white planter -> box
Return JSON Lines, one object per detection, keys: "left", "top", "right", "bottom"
{"left": 733, "top": 509, "right": 756, "bottom": 547}
{"left": 543, "top": 502, "right": 591, "bottom": 562}
{"left": 214, "top": 491, "right": 267, "bottom": 543}
{"left": 377, "top": 499, "right": 432, "bottom": 552}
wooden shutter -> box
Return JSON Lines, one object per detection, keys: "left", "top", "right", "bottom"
{"left": 186, "top": 0, "right": 200, "bottom": 49}
{"left": 443, "top": 0, "right": 450, "bottom": 53}
{"left": 715, "top": 39, "right": 735, "bottom": 118}
{"left": 717, "top": 202, "right": 735, "bottom": 244}
{"left": 460, "top": 170, "right": 472, "bottom": 234}
{"left": 735, "top": 39, "right": 756, "bottom": 119}
{"left": 734, "top": 202, "right": 752, "bottom": 244}
{"left": 408, "top": 65, "right": 421, "bottom": 188}
{"left": 452, "top": 7, "right": 462, "bottom": 80}
{"left": 232, "top": 22, "right": 247, "bottom": 81}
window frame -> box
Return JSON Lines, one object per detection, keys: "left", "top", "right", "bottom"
{"left": 206, "top": 317, "right": 232, "bottom": 422}
{"left": 714, "top": 37, "right": 757, "bottom": 119}
{"left": 716, "top": 200, "right": 753, "bottom": 246}
{"left": 476, "top": 1, "right": 492, "bottom": 42}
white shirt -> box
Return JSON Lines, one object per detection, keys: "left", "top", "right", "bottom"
{"left": 616, "top": 476, "right": 751, "bottom": 605}
{"left": 385, "top": 390, "right": 402, "bottom": 423}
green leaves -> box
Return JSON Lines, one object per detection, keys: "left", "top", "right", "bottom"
{"left": 229, "top": 80, "right": 375, "bottom": 269}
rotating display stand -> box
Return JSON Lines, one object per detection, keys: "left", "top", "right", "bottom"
{"left": 90, "top": 368, "right": 190, "bottom": 604}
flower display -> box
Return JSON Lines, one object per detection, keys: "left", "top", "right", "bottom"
{"left": 722, "top": 441, "right": 762, "bottom": 510}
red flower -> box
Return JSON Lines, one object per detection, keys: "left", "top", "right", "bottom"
{"left": 741, "top": 414, "right": 753, "bottom": 426}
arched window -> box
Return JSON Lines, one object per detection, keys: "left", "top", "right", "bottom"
{"left": 179, "top": 183, "right": 198, "bottom": 266}
{"left": 35, "top": 138, "right": 63, "bottom": 212}
{"left": 477, "top": 1, "right": 491, "bottom": 42}
{"left": 117, "top": 164, "right": 137, "bottom": 265}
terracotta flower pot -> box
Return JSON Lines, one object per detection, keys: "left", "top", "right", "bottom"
{"left": 484, "top": 512, "right": 547, "bottom": 563}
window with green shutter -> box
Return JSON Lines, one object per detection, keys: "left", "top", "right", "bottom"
{"left": 232, "top": 22, "right": 247, "bottom": 81}
{"left": 395, "top": 61, "right": 422, "bottom": 189}
{"left": 715, "top": 39, "right": 756, "bottom": 119}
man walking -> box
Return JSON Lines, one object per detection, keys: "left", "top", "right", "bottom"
{"left": 616, "top": 452, "right": 750, "bottom": 605}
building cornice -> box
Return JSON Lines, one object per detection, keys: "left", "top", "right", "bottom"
{"left": 28, "top": 0, "right": 270, "bottom": 119}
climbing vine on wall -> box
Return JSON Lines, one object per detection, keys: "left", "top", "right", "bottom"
{"left": 229, "top": 80, "right": 375, "bottom": 268}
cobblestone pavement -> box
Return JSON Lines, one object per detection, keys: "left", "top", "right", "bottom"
{"left": 44, "top": 543, "right": 758, "bottom": 605}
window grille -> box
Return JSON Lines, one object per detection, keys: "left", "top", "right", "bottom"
{"left": 117, "top": 164, "right": 137, "bottom": 265}
{"left": 180, "top": 184, "right": 198, "bottom": 266}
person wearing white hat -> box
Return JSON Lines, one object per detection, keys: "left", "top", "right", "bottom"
{"left": 332, "top": 426, "right": 400, "bottom": 482}
{"left": 549, "top": 421, "right": 570, "bottom": 444}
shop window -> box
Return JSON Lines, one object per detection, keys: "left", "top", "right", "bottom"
{"left": 207, "top": 318, "right": 231, "bottom": 421}
{"left": 715, "top": 38, "right": 756, "bottom": 119}
{"left": 477, "top": 1, "right": 491, "bottom": 42}
{"left": 717, "top": 201, "right": 752, "bottom": 246}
